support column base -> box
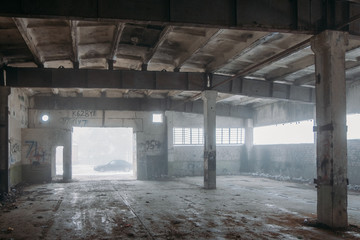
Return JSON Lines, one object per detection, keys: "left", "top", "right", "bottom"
{"left": 317, "top": 184, "right": 348, "bottom": 228}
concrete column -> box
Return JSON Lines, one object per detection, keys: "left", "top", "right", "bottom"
{"left": 311, "top": 30, "right": 348, "bottom": 228}
{"left": 202, "top": 90, "right": 217, "bottom": 189}
{"left": 63, "top": 130, "right": 72, "bottom": 181}
{"left": 165, "top": 111, "right": 174, "bottom": 174}
{"left": 0, "top": 87, "right": 10, "bottom": 193}
{"left": 243, "top": 118, "right": 254, "bottom": 172}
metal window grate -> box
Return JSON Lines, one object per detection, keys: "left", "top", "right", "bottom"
{"left": 174, "top": 128, "right": 244, "bottom": 145}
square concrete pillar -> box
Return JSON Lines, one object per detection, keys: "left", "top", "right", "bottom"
{"left": 0, "top": 87, "right": 10, "bottom": 193}
{"left": 242, "top": 118, "right": 254, "bottom": 172}
{"left": 311, "top": 30, "right": 348, "bottom": 228}
{"left": 202, "top": 90, "right": 217, "bottom": 189}
{"left": 63, "top": 130, "right": 72, "bottom": 181}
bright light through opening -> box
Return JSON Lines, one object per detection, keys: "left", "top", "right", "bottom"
{"left": 254, "top": 120, "right": 314, "bottom": 145}
{"left": 71, "top": 127, "right": 135, "bottom": 180}
{"left": 347, "top": 114, "right": 360, "bottom": 139}
{"left": 41, "top": 114, "right": 49, "bottom": 122}
{"left": 152, "top": 113, "right": 163, "bottom": 123}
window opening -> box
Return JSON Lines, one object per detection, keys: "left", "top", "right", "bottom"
{"left": 173, "top": 127, "right": 244, "bottom": 145}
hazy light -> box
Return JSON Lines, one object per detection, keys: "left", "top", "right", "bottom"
{"left": 347, "top": 114, "right": 360, "bottom": 140}
{"left": 41, "top": 114, "right": 49, "bottom": 122}
{"left": 72, "top": 127, "right": 133, "bottom": 166}
{"left": 254, "top": 120, "right": 314, "bottom": 145}
{"left": 152, "top": 113, "right": 163, "bottom": 123}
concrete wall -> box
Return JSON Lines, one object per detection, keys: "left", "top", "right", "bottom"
{"left": 347, "top": 81, "right": 360, "bottom": 114}
{"left": 253, "top": 101, "right": 315, "bottom": 127}
{"left": 253, "top": 82, "right": 360, "bottom": 127}
{"left": 247, "top": 140, "right": 360, "bottom": 185}
{"left": 8, "top": 88, "right": 29, "bottom": 186}
{"left": 28, "top": 109, "right": 167, "bottom": 180}
{"left": 166, "top": 111, "right": 245, "bottom": 177}
{"left": 21, "top": 128, "right": 71, "bottom": 183}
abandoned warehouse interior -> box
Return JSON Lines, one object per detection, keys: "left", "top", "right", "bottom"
{"left": 1, "top": 0, "right": 360, "bottom": 239}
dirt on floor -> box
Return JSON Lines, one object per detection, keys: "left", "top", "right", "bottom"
{"left": 1, "top": 176, "right": 360, "bottom": 240}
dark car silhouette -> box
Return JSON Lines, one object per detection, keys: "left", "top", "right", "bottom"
{"left": 94, "top": 160, "right": 132, "bottom": 172}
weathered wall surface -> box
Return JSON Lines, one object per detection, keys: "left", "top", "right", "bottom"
{"left": 8, "top": 88, "right": 29, "bottom": 186}
{"left": 21, "top": 128, "right": 70, "bottom": 183}
{"left": 248, "top": 140, "right": 360, "bottom": 185}
{"left": 168, "top": 146, "right": 243, "bottom": 177}
{"left": 348, "top": 140, "right": 360, "bottom": 185}
{"left": 251, "top": 144, "right": 316, "bottom": 180}
{"left": 133, "top": 112, "right": 167, "bottom": 180}
{"left": 253, "top": 101, "right": 315, "bottom": 127}
{"left": 347, "top": 81, "right": 360, "bottom": 114}
{"left": 166, "top": 111, "right": 244, "bottom": 177}
{"left": 28, "top": 109, "right": 167, "bottom": 180}
{"left": 253, "top": 82, "right": 360, "bottom": 127}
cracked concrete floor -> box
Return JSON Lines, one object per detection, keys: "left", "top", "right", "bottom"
{"left": 1, "top": 176, "right": 360, "bottom": 240}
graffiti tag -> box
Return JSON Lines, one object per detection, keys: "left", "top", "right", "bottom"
{"left": 9, "top": 139, "right": 20, "bottom": 164}
{"left": 61, "top": 117, "right": 88, "bottom": 127}
{"left": 25, "top": 140, "right": 46, "bottom": 164}
{"left": 145, "top": 140, "right": 161, "bottom": 151}
{"left": 72, "top": 110, "right": 96, "bottom": 118}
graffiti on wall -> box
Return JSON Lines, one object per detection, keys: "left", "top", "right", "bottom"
{"left": 61, "top": 110, "right": 96, "bottom": 127}
{"left": 141, "top": 140, "right": 161, "bottom": 152}
{"left": 61, "top": 117, "right": 88, "bottom": 127}
{"left": 9, "top": 138, "right": 21, "bottom": 164}
{"left": 72, "top": 110, "right": 96, "bottom": 118}
{"left": 25, "top": 140, "right": 47, "bottom": 165}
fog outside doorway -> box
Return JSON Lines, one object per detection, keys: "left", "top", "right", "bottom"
{"left": 55, "top": 146, "right": 64, "bottom": 177}
{"left": 72, "top": 127, "right": 135, "bottom": 180}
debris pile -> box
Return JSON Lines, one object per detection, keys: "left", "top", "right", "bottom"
{"left": 0, "top": 183, "right": 27, "bottom": 210}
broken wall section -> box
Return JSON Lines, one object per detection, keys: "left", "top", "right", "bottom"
{"left": 166, "top": 111, "right": 245, "bottom": 177}
{"left": 8, "top": 88, "right": 29, "bottom": 186}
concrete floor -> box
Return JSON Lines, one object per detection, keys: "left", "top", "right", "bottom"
{"left": 1, "top": 176, "right": 360, "bottom": 240}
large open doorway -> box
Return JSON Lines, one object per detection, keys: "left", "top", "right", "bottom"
{"left": 72, "top": 127, "right": 135, "bottom": 180}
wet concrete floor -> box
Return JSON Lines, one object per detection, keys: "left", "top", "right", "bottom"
{"left": 1, "top": 175, "right": 360, "bottom": 239}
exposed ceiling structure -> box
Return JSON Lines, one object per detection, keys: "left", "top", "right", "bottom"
{"left": 1, "top": 0, "right": 360, "bottom": 110}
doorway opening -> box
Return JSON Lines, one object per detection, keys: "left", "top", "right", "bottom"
{"left": 72, "top": 127, "right": 135, "bottom": 180}
{"left": 55, "top": 146, "right": 64, "bottom": 176}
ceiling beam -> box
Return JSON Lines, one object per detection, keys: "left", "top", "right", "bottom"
{"left": 216, "top": 94, "right": 233, "bottom": 103}
{"left": 108, "top": 22, "right": 125, "bottom": 61}
{"left": 294, "top": 74, "right": 315, "bottom": 86}
{"left": 4, "top": 67, "right": 315, "bottom": 103}
{"left": 266, "top": 54, "right": 314, "bottom": 82}
{"left": 70, "top": 20, "right": 79, "bottom": 69}
{"left": 31, "top": 96, "right": 254, "bottom": 119}
{"left": 167, "top": 90, "right": 182, "bottom": 97}
{"left": 207, "top": 32, "right": 275, "bottom": 73}
{"left": 210, "top": 38, "right": 312, "bottom": 90}
{"left": 143, "top": 26, "right": 173, "bottom": 66}
{"left": 174, "top": 29, "right": 222, "bottom": 71}
{"left": 1, "top": 0, "right": 356, "bottom": 34}
{"left": 13, "top": 18, "right": 43, "bottom": 68}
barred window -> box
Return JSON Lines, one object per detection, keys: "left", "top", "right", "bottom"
{"left": 173, "top": 127, "right": 244, "bottom": 145}
{"left": 173, "top": 128, "right": 203, "bottom": 145}
{"left": 216, "top": 128, "right": 244, "bottom": 145}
